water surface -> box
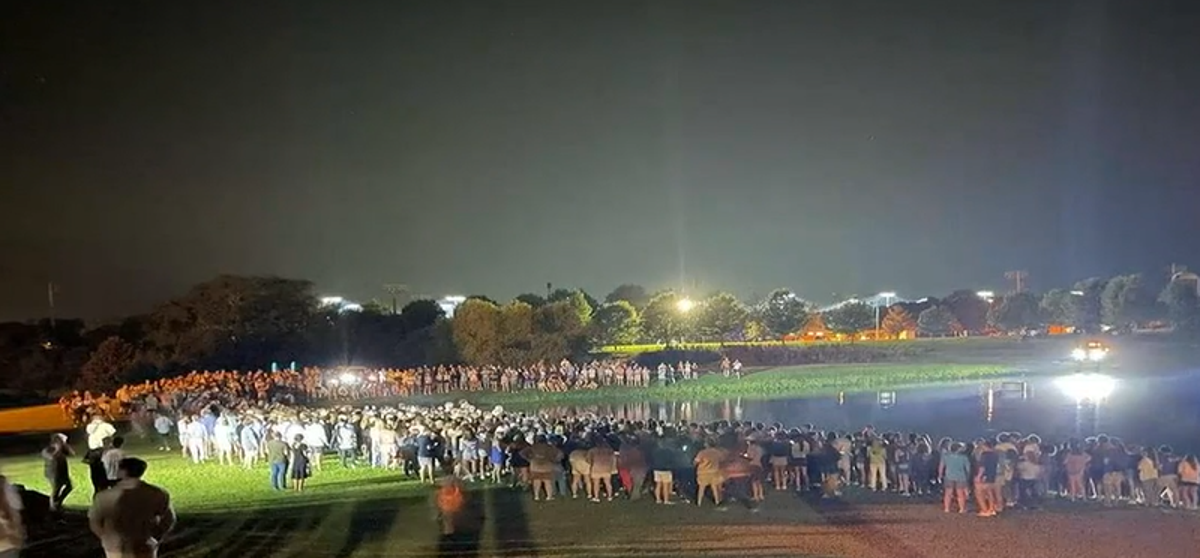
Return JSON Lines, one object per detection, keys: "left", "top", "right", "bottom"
{"left": 541, "top": 371, "right": 1200, "bottom": 451}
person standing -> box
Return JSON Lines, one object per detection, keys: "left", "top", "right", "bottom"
{"left": 265, "top": 432, "right": 289, "bottom": 491}
{"left": 88, "top": 457, "right": 175, "bottom": 558}
{"left": 41, "top": 434, "right": 73, "bottom": 512}
{"left": 152, "top": 413, "right": 173, "bottom": 452}
{"left": 86, "top": 416, "right": 116, "bottom": 452}
{"left": 101, "top": 437, "right": 127, "bottom": 489}
{"left": 290, "top": 435, "right": 311, "bottom": 493}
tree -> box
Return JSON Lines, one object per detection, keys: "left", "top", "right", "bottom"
{"left": 1039, "top": 289, "right": 1080, "bottom": 327}
{"left": 604, "top": 284, "right": 649, "bottom": 308}
{"left": 695, "top": 292, "right": 750, "bottom": 341}
{"left": 987, "top": 292, "right": 1041, "bottom": 332}
{"left": 140, "top": 275, "right": 320, "bottom": 371}
{"left": 1101, "top": 274, "right": 1154, "bottom": 330}
{"left": 79, "top": 337, "right": 138, "bottom": 391}
{"left": 496, "top": 301, "right": 535, "bottom": 365}
{"left": 640, "top": 291, "right": 694, "bottom": 343}
{"left": 450, "top": 298, "right": 501, "bottom": 366}
{"left": 1072, "top": 277, "right": 1107, "bottom": 332}
{"left": 530, "top": 301, "right": 588, "bottom": 362}
{"left": 755, "top": 289, "right": 810, "bottom": 338}
{"left": 1159, "top": 281, "right": 1200, "bottom": 336}
{"left": 399, "top": 299, "right": 445, "bottom": 333}
{"left": 591, "top": 301, "right": 641, "bottom": 346}
{"left": 880, "top": 306, "right": 917, "bottom": 337}
{"left": 823, "top": 302, "right": 875, "bottom": 336}
{"left": 917, "top": 306, "right": 959, "bottom": 337}
{"left": 514, "top": 293, "right": 546, "bottom": 308}
{"left": 547, "top": 289, "right": 594, "bottom": 325}
{"left": 940, "top": 290, "right": 989, "bottom": 333}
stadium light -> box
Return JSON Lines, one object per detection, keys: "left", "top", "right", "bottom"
{"left": 1055, "top": 373, "right": 1116, "bottom": 402}
{"left": 676, "top": 298, "right": 695, "bottom": 313}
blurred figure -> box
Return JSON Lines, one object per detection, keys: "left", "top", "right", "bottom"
{"left": 0, "top": 470, "right": 24, "bottom": 558}
{"left": 433, "top": 476, "right": 481, "bottom": 557}
{"left": 41, "top": 434, "right": 73, "bottom": 512}
{"left": 89, "top": 457, "right": 175, "bottom": 558}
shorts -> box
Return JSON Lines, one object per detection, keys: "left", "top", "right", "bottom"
{"left": 418, "top": 456, "right": 434, "bottom": 468}
{"left": 944, "top": 479, "right": 967, "bottom": 491}
{"left": 653, "top": 470, "right": 674, "bottom": 483}
{"left": 590, "top": 470, "right": 614, "bottom": 479}
{"left": 697, "top": 474, "right": 723, "bottom": 486}
{"left": 769, "top": 456, "right": 789, "bottom": 467}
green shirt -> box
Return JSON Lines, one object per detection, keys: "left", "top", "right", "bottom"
{"left": 266, "top": 440, "right": 289, "bottom": 464}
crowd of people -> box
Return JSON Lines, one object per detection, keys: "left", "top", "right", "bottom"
{"left": 54, "top": 391, "right": 1200, "bottom": 515}
{"left": 20, "top": 356, "right": 1200, "bottom": 556}
{"left": 55, "top": 358, "right": 745, "bottom": 425}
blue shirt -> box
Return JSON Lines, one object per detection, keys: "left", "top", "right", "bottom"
{"left": 941, "top": 452, "right": 971, "bottom": 482}
{"left": 416, "top": 434, "right": 432, "bottom": 458}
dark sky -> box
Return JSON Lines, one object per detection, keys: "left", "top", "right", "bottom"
{"left": 3, "top": 0, "right": 1199, "bottom": 321}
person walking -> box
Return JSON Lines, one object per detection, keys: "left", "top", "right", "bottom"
{"left": 41, "top": 433, "right": 73, "bottom": 512}
{"left": 88, "top": 457, "right": 176, "bottom": 558}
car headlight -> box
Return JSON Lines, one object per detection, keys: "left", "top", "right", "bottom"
{"left": 1071, "top": 348, "right": 1087, "bottom": 361}
{"left": 1087, "top": 348, "right": 1106, "bottom": 361}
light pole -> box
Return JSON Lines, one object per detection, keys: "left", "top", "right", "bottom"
{"left": 875, "top": 291, "right": 896, "bottom": 336}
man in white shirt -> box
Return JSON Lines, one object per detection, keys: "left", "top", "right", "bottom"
{"left": 86, "top": 416, "right": 117, "bottom": 451}
{"left": 89, "top": 457, "right": 175, "bottom": 558}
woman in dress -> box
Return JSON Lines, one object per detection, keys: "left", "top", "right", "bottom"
{"left": 291, "top": 434, "right": 311, "bottom": 492}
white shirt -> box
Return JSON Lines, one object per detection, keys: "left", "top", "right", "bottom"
{"left": 86, "top": 420, "right": 116, "bottom": 450}
{"left": 101, "top": 448, "right": 125, "bottom": 480}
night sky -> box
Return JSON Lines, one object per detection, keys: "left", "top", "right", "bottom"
{"left": 3, "top": 0, "right": 1199, "bottom": 321}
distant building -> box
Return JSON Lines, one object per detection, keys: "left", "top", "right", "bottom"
{"left": 438, "top": 295, "right": 467, "bottom": 317}
{"left": 1171, "top": 271, "right": 1200, "bottom": 297}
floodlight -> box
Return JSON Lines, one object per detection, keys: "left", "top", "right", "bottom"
{"left": 676, "top": 298, "right": 695, "bottom": 313}
{"left": 1055, "top": 373, "right": 1116, "bottom": 402}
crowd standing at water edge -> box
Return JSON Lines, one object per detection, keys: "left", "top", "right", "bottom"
{"left": 31, "top": 359, "right": 1200, "bottom": 551}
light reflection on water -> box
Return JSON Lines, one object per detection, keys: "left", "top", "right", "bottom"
{"left": 540, "top": 373, "right": 1200, "bottom": 451}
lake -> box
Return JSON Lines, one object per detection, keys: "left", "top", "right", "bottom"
{"left": 539, "top": 370, "right": 1200, "bottom": 451}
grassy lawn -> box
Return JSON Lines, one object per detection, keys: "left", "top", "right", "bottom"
{"left": 5, "top": 444, "right": 1197, "bottom": 558}
{"left": 399, "top": 363, "right": 1018, "bottom": 408}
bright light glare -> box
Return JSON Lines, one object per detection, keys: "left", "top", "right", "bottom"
{"left": 1055, "top": 373, "right": 1116, "bottom": 402}
{"left": 1071, "top": 348, "right": 1087, "bottom": 361}
{"left": 676, "top": 298, "right": 695, "bottom": 313}
{"left": 976, "top": 291, "right": 995, "bottom": 299}
{"left": 1087, "top": 348, "right": 1106, "bottom": 362}
{"left": 339, "top": 372, "right": 359, "bottom": 384}
{"left": 320, "top": 296, "right": 344, "bottom": 306}
{"left": 878, "top": 291, "right": 897, "bottom": 298}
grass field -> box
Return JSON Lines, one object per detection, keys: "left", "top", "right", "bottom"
{"left": 400, "top": 363, "right": 1019, "bottom": 408}
{"left": 596, "top": 336, "right": 1061, "bottom": 355}
{"left": 5, "top": 443, "right": 1197, "bottom": 558}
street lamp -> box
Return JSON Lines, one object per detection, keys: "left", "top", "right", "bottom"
{"left": 875, "top": 291, "right": 897, "bottom": 336}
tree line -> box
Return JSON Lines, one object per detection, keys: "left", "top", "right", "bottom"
{"left": 1, "top": 271, "right": 1197, "bottom": 396}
